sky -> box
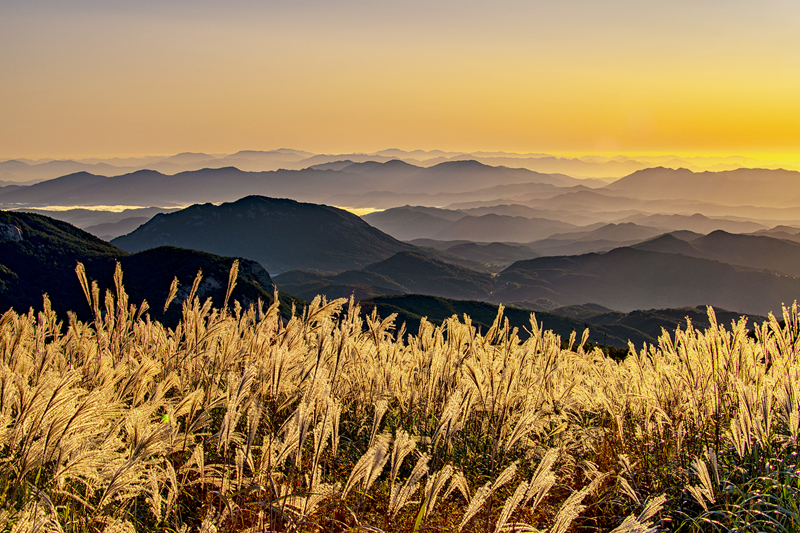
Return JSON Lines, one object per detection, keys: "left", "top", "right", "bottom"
{"left": 2, "top": 0, "right": 799, "bottom": 161}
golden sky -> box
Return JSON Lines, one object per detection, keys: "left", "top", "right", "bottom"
{"left": 2, "top": 1, "right": 799, "bottom": 161}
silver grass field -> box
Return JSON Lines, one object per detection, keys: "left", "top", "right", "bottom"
{"left": 2, "top": 262, "right": 800, "bottom": 532}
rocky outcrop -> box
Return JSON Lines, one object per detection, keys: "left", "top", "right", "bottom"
{"left": 0, "top": 222, "right": 22, "bottom": 242}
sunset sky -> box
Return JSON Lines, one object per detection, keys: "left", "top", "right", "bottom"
{"left": 2, "top": 0, "right": 799, "bottom": 161}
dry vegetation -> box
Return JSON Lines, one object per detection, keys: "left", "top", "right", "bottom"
{"left": 2, "top": 261, "right": 800, "bottom": 532}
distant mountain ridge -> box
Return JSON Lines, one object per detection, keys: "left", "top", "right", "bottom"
{"left": 633, "top": 230, "right": 800, "bottom": 277}
{"left": 4, "top": 150, "right": 788, "bottom": 184}
{"left": 605, "top": 167, "right": 800, "bottom": 208}
{"left": 548, "top": 303, "right": 765, "bottom": 345}
{"left": 0, "top": 160, "right": 582, "bottom": 210}
{"left": 363, "top": 205, "right": 576, "bottom": 242}
{"left": 528, "top": 222, "right": 665, "bottom": 256}
{"left": 496, "top": 246, "right": 800, "bottom": 315}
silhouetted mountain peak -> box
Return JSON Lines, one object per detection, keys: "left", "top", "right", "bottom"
{"left": 113, "top": 195, "right": 415, "bottom": 274}
{"left": 163, "top": 152, "right": 216, "bottom": 163}
{"left": 703, "top": 229, "right": 734, "bottom": 238}
{"left": 383, "top": 159, "right": 417, "bottom": 168}
{"left": 429, "top": 160, "right": 491, "bottom": 171}
{"left": 50, "top": 171, "right": 97, "bottom": 180}
{"left": 632, "top": 233, "right": 701, "bottom": 255}
{"left": 0, "top": 160, "right": 30, "bottom": 167}
{"left": 122, "top": 169, "right": 165, "bottom": 178}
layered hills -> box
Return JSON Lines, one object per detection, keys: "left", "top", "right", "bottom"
{"left": 6, "top": 153, "right": 800, "bottom": 350}
{"left": 4, "top": 194, "right": 793, "bottom": 350}
{"left": 606, "top": 167, "right": 800, "bottom": 207}
{"left": 274, "top": 251, "right": 494, "bottom": 302}
{"left": 633, "top": 230, "right": 800, "bottom": 277}
{"left": 440, "top": 242, "right": 539, "bottom": 268}
{"left": 0, "top": 160, "right": 582, "bottom": 210}
{"left": 101, "top": 195, "right": 800, "bottom": 319}
{"left": 527, "top": 222, "right": 665, "bottom": 256}
{"left": 362, "top": 205, "right": 576, "bottom": 242}
{"left": 495, "top": 247, "right": 800, "bottom": 315}
{"left": 6, "top": 161, "right": 800, "bottom": 245}
{"left": 361, "top": 206, "right": 466, "bottom": 240}
{"left": 549, "top": 303, "right": 765, "bottom": 343}
{"left": 3, "top": 150, "right": 787, "bottom": 184}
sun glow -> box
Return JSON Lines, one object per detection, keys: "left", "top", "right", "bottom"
{"left": 2, "top": 1, "right": 799, "bottom": 161}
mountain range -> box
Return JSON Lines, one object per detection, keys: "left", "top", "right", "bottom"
{"left": 527, "top": 223, "right": 666, "bottom": 256}
{"left": 5, "top": 150, "right": 800, "bottom": 350}
{"left": 2, "top": 198, "right": 794, "bottom": 350}
{"left": 273, "top": 251, "right": 494, "bottom": 302}
{"left": 6, "top": 159, "right": 800, "bottom": 247}
{"left": 363, "top": 205, "right": 578, "bottom": 243}
{"left": 98, "top": 194, "right": 800, "bottom": 316}
{"left": 606, "top": 167, "right": 800, "bottom": 208}
{"left": 0, "top": 160, "right": 589, "bottom": 210}
{"left": 3, "top": 150, "right": 792, "bottom": 184}
{"left": 495, "top": 246, "right": 800, "bottom": 315}
{"left": 633, "top": 230, "right": 800, "bottom": 277}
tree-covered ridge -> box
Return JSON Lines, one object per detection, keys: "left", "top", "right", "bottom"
{"left": 0, "top": 210, "right": 293, "bottom": 322}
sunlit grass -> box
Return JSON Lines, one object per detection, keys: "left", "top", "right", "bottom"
{"left": 2, "top": 261, "right": 799, "bottom": 532}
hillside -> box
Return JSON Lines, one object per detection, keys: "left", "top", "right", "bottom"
{"left": 363, "top": 251, "right": 495, "bottom": 300}
{"left": 0, "top": 211, "right": 122, "bottom": 315}
{"left": 112, "top": 196, "right": 416, "bottom": 274}
{"left": 0, "top": 210, "right": 287, "bottom": 322}
{"left": 631, "top": 234, "right": 707, "bottom": 256}
{"left": 273, "top": 269, "right": 407, "bottom": 302}
{"left": 691, "top": 230, "right": 800, "bottom": 276}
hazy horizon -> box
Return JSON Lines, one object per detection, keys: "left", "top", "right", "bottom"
{"left": 3, "top": 1, "right": 799, "bottom": 160}
{"left": 4, "top": 148, "right": 800, "bottom": 174}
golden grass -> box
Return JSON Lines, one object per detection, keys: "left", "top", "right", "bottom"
{"left": 2, "top": 261, "right": 800, "bottom": 532}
